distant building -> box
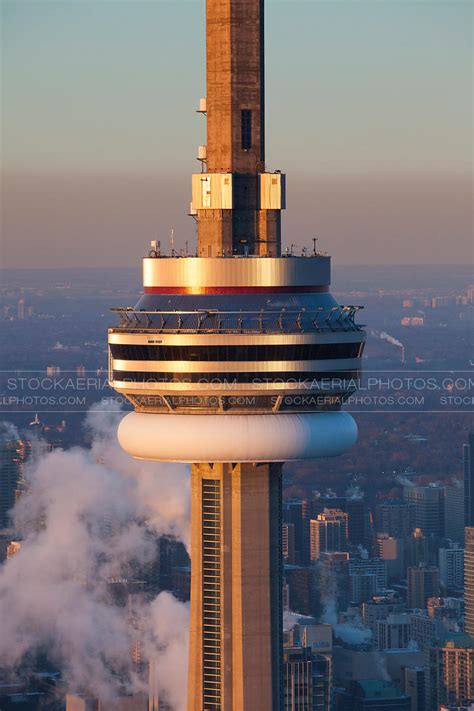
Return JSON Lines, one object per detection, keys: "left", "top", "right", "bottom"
{"left": 376, "top": 613, "right": 411, "bottom": 651}
{"left": 361, "top": 596, "right": 406, "bottom": 637}
{"left": 401, "top": 317, "right": 424, "bottom": 327}
{"left": 285, "top": 565, "right": 314, "bottom": 617}
{"left": 410, "top": 611, "right": 444, "bottom": 650}
{"left": 403, "top": 666, "right": 425, "bottom": 711}
{"left": 445, "top": 483, "right": 465, "bottom": 545}
{"left": 404, "top": 528, "right": 430, "bottom": 569}
{"left": 318, "top": 552, "right": 350, "bottom": 613}
{"left": 464, "top": 527, "right": 474, "bottom": 636}
{"left": 407, "top": 566, "right": 440, "bottom": 610}
{"left": 283, "top": 522, "right": 296, "bottom": 564}
{"left": 300, "top": 624, "right": 333, "bottom": 656}
{"left": 346, "top": 499, "right": 366, "bottom": 546}
{"left": 404, "top": 486, "right": 444, "bottom": 538}
{"left": 465, "top": 435, "right": 474, "bottom": 527}
{"left": 310, "top": 510, "right": 348, "bottom": 561}
{"left": 426, "top": 633, "right": 474, "bottom": 711}
{"left": 377, "top": 535, "right": 405, "bottom": 580}
{"left": 350, "top": 572, "right": 377, "bottom": 605}
{"left": 284, "top": 499, "right": 310, "bottom": 565}
{"left": 335, "top": 680, "right": 411, "bottom": 711}
{"left": 375, "top": 500, "right": 415, "bottom": 539}
{"left": 66, "top": 695, "right": 148, "bottom": 711}
{"left": 283, "top": 646, "right": 331, "bottom": 711}
{"left": 17, "top": 297, "right": 25, "bottom": 320}
{"left": 349, "top": 559, "right": 388, "bottom": 593}
{"left": 439, "top": 545, "right": 464, "bottom": 591}
{"left": 172, "top": 565, "right": 191, "bottom": 601}
{"left": 6, "top": 540, "right": 21, "bottom": 559}
{"left": 0, "top": 440, "right": 22, "bottom": 529}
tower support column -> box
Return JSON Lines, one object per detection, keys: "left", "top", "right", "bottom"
{"left": 188, "top": 461, "right": 282, "bottom": 710}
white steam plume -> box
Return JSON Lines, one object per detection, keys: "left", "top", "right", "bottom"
{"left": 371, "top": 330, "right": 404, "bottom": 349}
{"left": 321, "top": 598, "right": 372, "bottom": 646}
{"left": 318, "top": 557, "right": 372, "bottom": 646}
{"left": 346, "top": 484, "right": 364, "bottom": 500}
{"left": 395, "top": 474, "right": 415, "bottom": 488}
{"left": 0, "top": 421, "right": 20, "bottom": 441}
{"left": 0, "top": 404, "right": 190, "bottom": 710}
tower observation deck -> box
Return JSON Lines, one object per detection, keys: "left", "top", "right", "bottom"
{"left": 108, "top": 1, "right": 365, "bottom": 709}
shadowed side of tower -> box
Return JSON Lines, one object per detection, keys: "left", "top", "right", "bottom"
{"left": 188, "top": 463, "right": 281, "bottom": 709}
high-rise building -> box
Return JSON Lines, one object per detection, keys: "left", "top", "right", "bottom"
{"left": 283, "top": 646, "right": 331, "bottom": 711}
{"left": 284, "top": 499, "right": 310, "bottom": 565}
{"left": 0, "top": 440, "right": 22, "bottom": 529}
{"left": 426, "top": 633, "right": 474, "bottom": 711}
{"left": 375, "top": 500, "right": 415, "bottom": 539}
{"left": 350, "top": 571, "right": 377, "bottom": 605}
{"left": 318, "top": 551, "right": 350, "bottom": 613}
{"left": 465, "top": 435, "right": 474, "bottom": 527}
{"left": 407, "top": 565, "right": 440, "bottom": 610}
{"left": 346, "top": 499, "right": 366, "bottom": 546}
{"left": 439, "top": 545, "right": 464, "bottom": 591}
{"left": 376, "top": 613, "right": 411, "bottom": 651}
{"left": 283, "top": 522, "right": 296, "bottom": 564}
{"left": 285, "top": 565, "right": 317, "bottom": 618}
{"left": 464, "top": 527, "right": 474, "bottom": 636}
{"left": 403, "top": 667, "right": 425, "bottom": 711}
{"left": 349, "top": 559, "right": 388, "bottom": 593}
{"left": 361, "top": 596, "right": 406, "bottom": 637}
{"left": 404, "top": 485, "right": 445, "bottom": 538}
{"left": 410, "top": 611, "right": 444, "bottom": 650}
{"left": 445, "top": 483, "right": 465, "bottom": 544}
{"left": 107, "top": 1, "right": 365, "bottom": 707}
{"left": 404, "top": 527, "right": 430, "bottom": 568}
{"left": 377, "top": 534, "right": 405, "bottom": 580}
{"left": 310, "top": 509, "right": 348, "bottom": 561}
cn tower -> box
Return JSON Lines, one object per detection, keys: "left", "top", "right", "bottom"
{"left": 108, "top": 0, "right": 365, "bottom": 708}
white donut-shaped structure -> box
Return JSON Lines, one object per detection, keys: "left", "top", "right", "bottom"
{"left": 117, "top": 411, "right": 357, "bottom": 463}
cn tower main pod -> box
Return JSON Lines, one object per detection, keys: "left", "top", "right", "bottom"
{"left": 108, "top": 0, "right": 365, "bottom": 708}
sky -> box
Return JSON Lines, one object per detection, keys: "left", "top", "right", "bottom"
{"left": 1, "top": 0, "right": 472, "bottom": 268}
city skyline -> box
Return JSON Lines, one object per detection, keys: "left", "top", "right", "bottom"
{"left": 2, "top": 0, "right": 472, "bottom": 268}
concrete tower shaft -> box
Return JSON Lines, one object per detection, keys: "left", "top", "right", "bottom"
{"left": 206, "top": 0, "right": 265, "bottom": 173}
{"left": 194, "top": 0, "right": 284, "bottom": 258}
{"left": 188, "top": 463, "right": 281, "bottom": 709}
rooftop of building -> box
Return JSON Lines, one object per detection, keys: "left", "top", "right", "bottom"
{"left": 355, "top": 679, "right": 408, "bottom": 699}
{"left": 436, "top": 632, "right": 474, "bottom": 649}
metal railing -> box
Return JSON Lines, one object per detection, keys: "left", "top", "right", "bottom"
{"left": 110, "top": 306, "right": 364, "bottom": 334}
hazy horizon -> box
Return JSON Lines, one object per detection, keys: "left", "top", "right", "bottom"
{"left": 2, "top": 0, "right": 472, "bottom": 268}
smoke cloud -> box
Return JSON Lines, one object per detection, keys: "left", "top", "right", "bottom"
{"left": 371, "top": 330, "right": 404, "bottom": 349}
{"left": 0, "top": 421, "right": 20, "bottom": 441}
{"left": 395, "top": 474, "right": 415, "bottom": 488}
{"left": 346, "top": 484, "right": 364, "bottom": 500}
{"left": 0, "top": 403, "right": 190, "bottom": 709}
{"left": 321, "top": 598, "right": 372, "bottom": 646}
